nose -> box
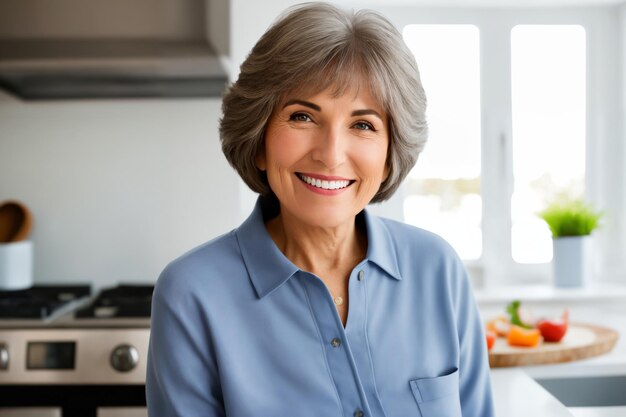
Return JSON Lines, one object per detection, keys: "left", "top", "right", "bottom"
{"left": 311, "top": 126, "right": 347, "bottom": 169}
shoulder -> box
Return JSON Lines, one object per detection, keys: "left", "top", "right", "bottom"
{"left": 154, "top": 230, "right": 244, "bottom": 300}
{"left": 376, "top": 216, "right": 460, "bottom": 262}
{"left": 368, "top": 214, "right": 469, "bottom": 291}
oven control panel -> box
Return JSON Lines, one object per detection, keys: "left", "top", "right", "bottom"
{"left": 0, "top": 328, "right": 150, "bottom": 384}
{"left": 0, "top": 343, "right": 8, "bottom": 370}
{"left": 110, "top": 344, "right": 140, "bottom": 372}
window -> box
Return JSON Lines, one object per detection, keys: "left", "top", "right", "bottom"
{"left": 393, "top": 10, "right": 606, "bottom": 284}
{"left": 511, "top": 25, "right": 586, "bottom": 264}
{"left": 402, "top": 25, "right": 482, "bottom": 260}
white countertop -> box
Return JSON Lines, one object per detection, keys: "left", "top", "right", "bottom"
{"left": 491, "top": 368, "right": 574, "bottom": 417}
{"left": 570, "top": 407, "right": 626, "bottom": 417}
{"left": 475, "top": 283, "right": 626, "bottom": 306}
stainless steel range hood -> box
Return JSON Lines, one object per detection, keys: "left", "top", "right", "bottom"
{"left": 0, "top": 0, "right": 229, "bottom": 100}
{"left": 0, "top": 39, "right": 229, "bottom": 99}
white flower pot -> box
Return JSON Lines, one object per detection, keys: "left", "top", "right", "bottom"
{"left": 552, "top": 235, "right": 591, "bottom": 288}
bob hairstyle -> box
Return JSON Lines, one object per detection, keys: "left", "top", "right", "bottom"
{"left": 220, "top": 2, "right": 427, "bottom": 203}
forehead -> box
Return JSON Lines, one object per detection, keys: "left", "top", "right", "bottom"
{"left": 278, "top": 72, "right": 387, "bottom": 113}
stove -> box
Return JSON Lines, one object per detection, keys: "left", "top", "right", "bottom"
{"left": 75, "top": 285, "right": 153, "bottom": 319}
{"left": 0, "top": 286, "right": 90, "bottom": 320}
{"left": 0, "top": 284, "right": 153, "bottom": 417}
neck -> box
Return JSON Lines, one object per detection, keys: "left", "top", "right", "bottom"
{"left": 266, "top": 210, "right": 366, "bottom": 276}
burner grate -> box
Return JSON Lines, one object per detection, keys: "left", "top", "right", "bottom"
{"left": 75, "top": 284, "right": 154, "bottom": 318}
{"left": 0, "top": 285, "right": 91, "bottom": 319}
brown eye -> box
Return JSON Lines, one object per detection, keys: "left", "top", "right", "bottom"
{"left": 289, "top": 112, "right": 312, "bottom": 122}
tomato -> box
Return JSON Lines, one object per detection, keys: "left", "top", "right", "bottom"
{"left": 536, "top": 310, "right": 569, "bottom": 342}
{"left": 486, "top": 330, "right": 496, "bottom": 351}
{"left": 507, "top": 325, "right": 541, "bottom": 347}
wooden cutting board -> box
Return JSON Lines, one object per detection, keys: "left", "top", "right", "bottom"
{"left": 488, "top": 323, "right": 619, "bottom": 368}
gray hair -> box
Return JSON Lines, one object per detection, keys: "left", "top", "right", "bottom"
{"left": 219, "top": 1, "right": 427, "bottom": 203}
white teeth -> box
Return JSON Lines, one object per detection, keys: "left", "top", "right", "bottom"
{"left": 298, "top": 174, "right": 351, "bottom": 190}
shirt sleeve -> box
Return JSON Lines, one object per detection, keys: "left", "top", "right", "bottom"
{"left": 146, "top": 265, "right": 225, "bottom": 417}
{"left": 452, "top": 260, "right": 496, "bottom": 417}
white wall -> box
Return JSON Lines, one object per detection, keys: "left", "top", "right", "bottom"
{"left": 620, "top": 3, "right": 626, "bottom": 279}
{"left": 591, "top": 4, "right": 626, "bottom": 279}
{"left": 0, "top": 92, "right": 240, "bottom": 290}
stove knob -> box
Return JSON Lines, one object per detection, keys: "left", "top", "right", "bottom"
{"left": 0, "top": 343, "right": 8, "bottom": 370}
{"left": 110, "top": 344, "right": 139, "bottom": 372}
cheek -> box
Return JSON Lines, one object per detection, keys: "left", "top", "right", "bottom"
{"left": 265, "top": 133, "right": 309, "bottom": 170}
{"left": 359, "top": 142, "right": 389, "bottom": 178}
{"left": 264, "top": 140, "right": 288, "bottom": 171}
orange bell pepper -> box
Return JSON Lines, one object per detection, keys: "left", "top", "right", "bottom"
{"left": 507, "top": 325, "right": 541, "bottom": 347}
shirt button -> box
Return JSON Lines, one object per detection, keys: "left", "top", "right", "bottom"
{"left": 358, "top": 270, "right": 364, "bottom": 281}
{"left": 330, "top": 337, "right": 341, "bottom": 348}
{"left": 354, "top": 410, "right": 364, "bottom": 417}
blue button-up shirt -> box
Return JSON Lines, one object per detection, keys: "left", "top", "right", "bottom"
{"left": 147, "top": 197, "right": 494, "bottom": 417}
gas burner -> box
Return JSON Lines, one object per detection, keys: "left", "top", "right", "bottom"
{"left": 75, "top": 284, "right": 154, "bottom": 319}
{"left": 0, "top": 285, "right": 91, "bottom": 319}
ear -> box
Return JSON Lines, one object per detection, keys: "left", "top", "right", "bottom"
{"left": 255, "top": 151, "right": 266, "bottom": 171}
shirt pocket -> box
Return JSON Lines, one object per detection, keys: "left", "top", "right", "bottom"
{"left": 409, "top": 368, "right": 462, "bottom": 417}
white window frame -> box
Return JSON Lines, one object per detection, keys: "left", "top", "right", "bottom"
{"left": 366, "top": 6, "right": 625, "bottom": 287}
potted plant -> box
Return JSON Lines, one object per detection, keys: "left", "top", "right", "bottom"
{"left": 539, "top": 199, "right": 603, "bottom": 287}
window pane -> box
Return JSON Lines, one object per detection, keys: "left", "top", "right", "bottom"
{"left": 511, "top": 25, "right": 586, "bottom": 264}
{"left": 402, "top": 25, "right": 482, "bottom": 260}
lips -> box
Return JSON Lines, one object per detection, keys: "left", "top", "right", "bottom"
{"left": 296, "top": 173, "right": 355, "bottom": 191}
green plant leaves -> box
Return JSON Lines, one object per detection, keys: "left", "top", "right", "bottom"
{"left": 538, "top": 199, "right": 603, "bottom": 237}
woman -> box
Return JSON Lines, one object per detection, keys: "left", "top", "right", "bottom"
{"left": 146, "top": 3, "right": 494, "bottom": 417}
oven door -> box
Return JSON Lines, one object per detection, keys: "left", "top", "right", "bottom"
{"left": 0, "top": 409, "right": 61, "bottom": 417}
{"left": 97, "top": 408, "right": 146, "bottom": 417}
{"left": 0, "top": 406, "right": 148, "bottom": 417}
{"left": 0, "top": 385, "right": 146, "bottom": 417}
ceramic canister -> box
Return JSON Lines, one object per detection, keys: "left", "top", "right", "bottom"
{"left": 0, "top": 240, "right": 33, "bottom": 290}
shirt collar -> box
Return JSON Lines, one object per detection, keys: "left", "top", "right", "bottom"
{"left": 236, "top": 196, "right": 402, "bottom": 300}
{"left": 362, "top": 208, "right": 402, "bottom": 282}
{"left": 236, "top": 196, "right": 299, "bottom": 299}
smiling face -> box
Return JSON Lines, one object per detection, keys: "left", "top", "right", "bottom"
{"left": 256, "top": 86, "right": 389, "bottom": 229}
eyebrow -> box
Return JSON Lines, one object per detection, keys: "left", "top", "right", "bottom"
{"left": 351, "top": 109, "right": 383, "bottom": 120}
{"left": 283, "top": 99, "right": 321, "bottom": 112}
{"left": 283, "top": 99, "right": 383, "bottom": 121}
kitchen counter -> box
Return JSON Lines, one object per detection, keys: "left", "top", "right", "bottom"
{"left": 479, "top": 283, "right": 626, "bottom": 416}
{"left": 570, "top": 407, "right": 626, "bottom": 417}
{"left": 477, "top": 283, "right": 626, "bottom": 379}
{"left": 491, "top": 368, "right": 574, "bottom": 416}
